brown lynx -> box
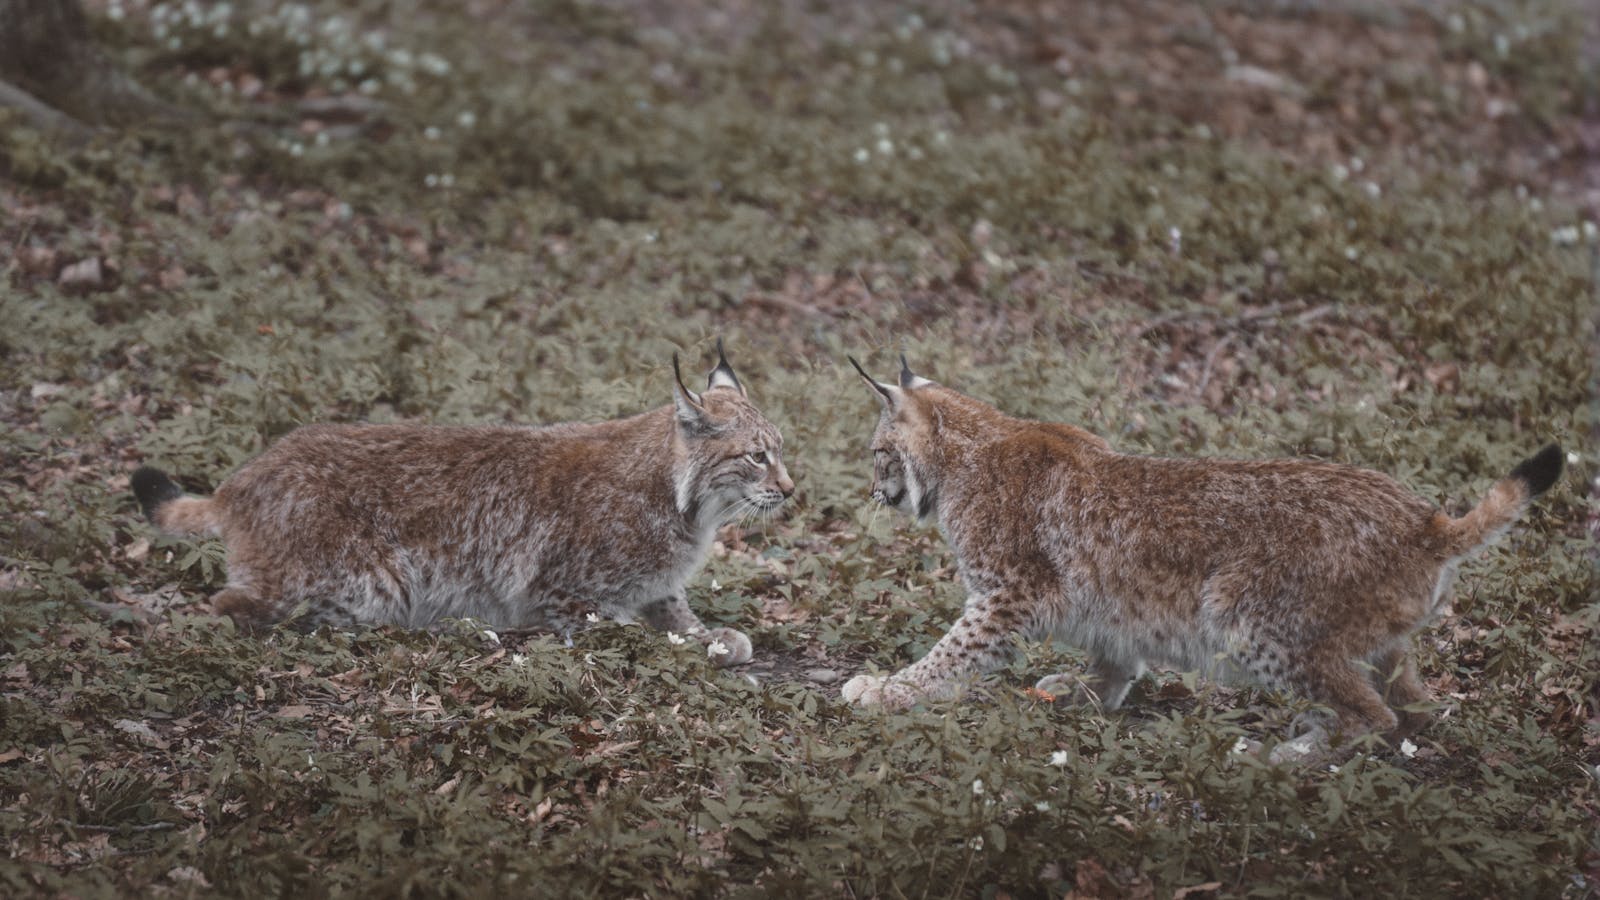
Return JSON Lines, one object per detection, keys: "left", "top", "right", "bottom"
{"left": 840, "top": 356, "right": 1563, "bottom": 760}
{"left": 131, "top": 342, "right": 793, "bottom": 667}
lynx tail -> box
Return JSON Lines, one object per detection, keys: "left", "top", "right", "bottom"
{"left": 1435, "top": 444, "right": 1563, "bottom": 557}
{"left": 131, "top": 466, "right": 220, "bottom": 536}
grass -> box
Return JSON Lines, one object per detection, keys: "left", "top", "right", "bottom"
{"left": 2, "top": 0, "right": 1597, "bottom": 896}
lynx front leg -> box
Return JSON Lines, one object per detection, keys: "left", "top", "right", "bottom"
{"left": 638, "top": 595, "right": 753, "bottom": 668}
{"left": 843, "top": 593, "right": 1026, "bottom": 710}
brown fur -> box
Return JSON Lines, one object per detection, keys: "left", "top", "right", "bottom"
{"left": 841, "top": 358, "right": 1561, "bottom": 760}
{"left": 132, "top": 347, "right": 793, "bottom": 667}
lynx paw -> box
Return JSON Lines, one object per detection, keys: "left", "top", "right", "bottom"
{"left": 841, "top": 674, "right": 917, "bottom": 710}
{"left": 1267, "top": 728, "right": 1330, "bottom": 766}
{"left": 704, "top": 627, "right": 753, "bottom": 667}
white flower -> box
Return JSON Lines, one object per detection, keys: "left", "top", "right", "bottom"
{"left": 1330, "top": 163, "right": 1349, "bottom": 182}
{"left": 876, "top": 138, "right": 894, "bottom": 156}
{"left": 1049, "top": 750, "right": 1070, "bottom": 767}
{"left": 968, "top": 836, "right": 983, "bottom": 851}
{"left": 853, "top": 148, "right": 870, "bottom": 164}
{"left": 667, "top": 631, "right": 687, "bottom": 646}
{"left": 1344, "top": 246, "right": 1359, "bottom": 261}
{"left": 710, "top": 579, "right": 721, "bottom": 591}
{"left": 424, "top": 173, "right": 439, "bottom": 187}
{"left": 585, "top": 612, "right": 599, "bottom": 624}
{"left": 511, "top": 654, "right": 527, "bottom": 666}
{"left": 1566, "top": 451, "right": 1580, "bottom": 466}
{"left": 1363, "top": 181, "right": 1381, "bottom": 199}
{"left": 457, "top": 110, "right": 477, "bottom": 129}
{"left": 424, "top": 126, "right": 441, "bottom": 141}
{"left": 1034, "top": 801, "right": 1050, "bottom": 812}
{"left": 707, "top": 640, "right": 730, "bottom": 659}
{"left": 1399, "top": 739, "right": 1418, "bottom": 759}
{"left": 971, "top": 779, "right": 984, "bottom": 796}
{"left": 481, "top": 628, "right": 499, "bottom": 644}
{"left": 1231, "top": 737, "right": 1252, "bottom": 755}
{"left": 419, "top": 52, "right": 451, "bottom": 76}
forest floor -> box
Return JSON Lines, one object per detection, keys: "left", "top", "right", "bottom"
{"left": 2, "top": 0, "right": 1598, "bottom": 896}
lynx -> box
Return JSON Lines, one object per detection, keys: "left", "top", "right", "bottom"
{"left": 131, "top": 342, "right": 793, "bottom": 666}
{"left": 840, "top": 356, "right": 1563, "bottom": 759}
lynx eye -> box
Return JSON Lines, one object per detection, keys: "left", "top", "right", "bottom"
{"left": 745, "top": 451, "right": 768, "bottom": 466}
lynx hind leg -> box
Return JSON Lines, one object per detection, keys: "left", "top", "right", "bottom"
{"left": 1268, "top": 654, "right": 1399, "bottom": 765}
{"left": 211, "top": 586, "right": 279, "bottom": 634}
{"left": 1368, "top": 644, "right": 1431, "bottom": 741}
{"left": 1035, "top": 656, "right": 1144, "bottom": 710}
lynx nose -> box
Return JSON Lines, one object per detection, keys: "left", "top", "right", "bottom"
{"left": 774, "top": 461, "right": 795, "bottom": 499}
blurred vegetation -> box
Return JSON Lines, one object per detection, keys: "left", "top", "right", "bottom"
{"left": 1, "top": 0, "right": 1596, "bottom": 895}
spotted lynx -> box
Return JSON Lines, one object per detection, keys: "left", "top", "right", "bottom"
{"left": 131, "top": 342, "right": 793, "bottom": 666}
{"left": 840, "top": 356, "right": 1563, "bottom": 759}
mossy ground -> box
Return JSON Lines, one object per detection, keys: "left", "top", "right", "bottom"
{"left": 2, "top": 1, "right": 1597, "bottom": 896}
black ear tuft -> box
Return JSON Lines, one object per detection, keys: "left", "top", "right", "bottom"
{"left": 898, "top": 354, "right": 917, "bottom": 389}
{"left": 848, "top": 355, "right": 897, "bottom": 407}
{"left": 707, "top": 336, "right": 744, "bottom": 394}
{"left": 1509, "top": 443, "right": 1564, "bottom": 497}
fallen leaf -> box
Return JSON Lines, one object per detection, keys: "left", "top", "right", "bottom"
{"left": 275, "top": 705, "right": 315, "bottom": 719}
{"left": 113, "top": 718, "right": 170, "bottom": 749}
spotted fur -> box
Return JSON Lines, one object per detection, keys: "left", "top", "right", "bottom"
{"left": 841, "top": 356, "right": 1562, "bottom": 759}
{"left": 132, "top": 345, "right": 793, "bottom": 666}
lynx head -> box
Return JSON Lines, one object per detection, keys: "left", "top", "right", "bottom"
{"left": 848, "top": 354, "right": 944, "bottom": 522}
{"left": 670, "top": 339, "right": 794, "bottom": 523}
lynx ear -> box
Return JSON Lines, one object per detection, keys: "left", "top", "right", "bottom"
{"left": 848, "top": 355, "right": 900, "bottom": 409}
{"left": 705, "top": 337, "right": 746, "bottom": 395}
{"left": 898, "top": 354, "right": 933, "bottom": 390}
{"left": 672, "top": 352, "right": 709, "bottom": 429}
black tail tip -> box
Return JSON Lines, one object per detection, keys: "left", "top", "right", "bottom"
{"left": 130, "top": 466, "right": 184, "bottom": 522}
{"left": 1509, "top": 444, "right": 1564, "bottom": 497}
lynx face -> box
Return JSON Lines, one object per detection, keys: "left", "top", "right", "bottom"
{"left": 672, "top": 360, "right": 795, "bottom": 524}
{"left": 855, "top": 357, "right": 939, "bottom": 521}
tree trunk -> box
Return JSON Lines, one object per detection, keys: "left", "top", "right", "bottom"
{"left": 0, "top": 0, "right": 179, "bottom": 131}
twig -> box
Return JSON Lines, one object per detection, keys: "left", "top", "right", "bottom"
{"left": 741, "top": 293, "right": 828, "bottom": 317}
{"left": 0, "top": 78, "right": 96, "bottom": 140}
{"left": 1135, "top": 301, "right": 1337, "bottom": 339}
{"left": 58, "top": 819, "right": 179, "bottom": 833}
{"left": 1195, "top": 334, "right": 1236, "bottom": 399}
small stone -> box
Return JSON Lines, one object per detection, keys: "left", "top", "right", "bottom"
{"left": 805, "top": 668, "right": 840, "bottom": 684}
{"left": 58, "top": 257, "right": 104, "bottom": 289}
